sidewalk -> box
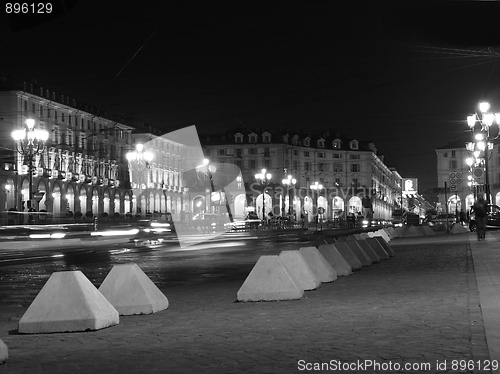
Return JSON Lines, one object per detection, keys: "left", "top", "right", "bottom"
{"left": 0, "top": 230, "right": 498, "bottom": 373}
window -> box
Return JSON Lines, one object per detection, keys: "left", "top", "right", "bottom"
{"left": 451, "top": 150, "right": 456, "bottom": 158}
{"left": 318, "top": 152, "right": 325, "bottom": 158}
{"left": 293, "top": 160, "right": 299, "bottom": 170}
{"left": 333, "top": 163, "right": 343, "bottom": 172}
{"left": 350, "top": 140, "right": 359, "bottom": 150}
{"left": 350, "top": 154, "right": 360, "bottom": 159}
{"left": 317, "top": 140, "right": 325, "bottom": 148}
{"left": 335, "top": 178, "right": 341, "bottom": 186}
{"left": 55, "top": 110, "right": 58, "bottom": 121}
{"left": 443, "top": 152, "right": 448, "bottom": 157}
{"left": 292, "top": 136, "right": 298, "bottom": 145}
{"left": 304, "top": 162, "right": 311, "bottom": 171}
{"left": 304, "top": 151, "right": 310, "bottom": 157}
{"left": 264, "top": 148, "right": 270, "bottom": 157}
{"left": 249, "top": 134, "right": 257, "bottom": 143}
{"left": 250, "top": 160, "right": 256, "bottom": 169}
{"left": 351, "top": 163, "right": 360, "bottom": 172}
{"left": 205, "top": 149, "right": 210, "bottom": 156}
{"left": 24, "top": 101, "right": 28, "bottom": 112}
{"left": 40, "top": 106, "right": 44, "bottom": 117}
{"left": 333, "top": 140, "right": 341, "bottom": 149}
{"left": 236, "top": 160, "right": 242, "bottom": 168}
{"left": 294, "top": 149, "right": 299, "bottom": 156}
{"left": 264, "top": 159, "right": 270, "bottom": 168}
{"left": 352, "top": 178, "right": 359, "bottom": 186}
{"left": 303, "top": 138, "right": 310, "bottom": 147}
{"left": 218, "top": 149, "right": 225, "bottom": 156}
{"left": 263, "top": 134, "right": 270, "bottom": 142}
{"left": 236, "top": 149, "right": 242, "bottom": 158}
{"left": 235, "top": 134, "right": 243, "bottom": 143}
{"left": 32, "top": 103, "right": 35, "bottom": 112}
{"left": 249, "top": 148, "right": 257, "bottom": 155}
{"left": 319, "top": 177, "right": 324, "bottom": 184}
{"left": 333, "top": 153, "right": 342, "bottom": 159}
{"left": 318, "top": 163, "right": 324, "bottom": 171}
{"left": 449, "top": 160, "right": 457, "bottom": 169}
{"left": 62, "top": 113, "right": 65, "bottom": 122}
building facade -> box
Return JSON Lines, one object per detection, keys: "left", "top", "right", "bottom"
{"left": 198, "top": 129, "right": 403, "bottom": 222}
{"left": 0, "top": 80, "right": 137, "bottom": 224}
{"left": 436, "top": 138, "right": 500, "bottom": 215}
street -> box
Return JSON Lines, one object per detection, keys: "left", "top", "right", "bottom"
{"left": 0, "top": 230, "right": 493, "bottom": 373}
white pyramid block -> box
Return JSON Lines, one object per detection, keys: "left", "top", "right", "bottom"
{"left": 353, "top": 234, "right": 363, "bottom": 240}
{"left": 19, "top": 271, "right": 119, "bottom": 334}
{"left": 450, "top": 223, "right": 467, "bottom": 234}
{"left": 373, "top": 237, "right": 395, "bottom": 257}
{"left": 387, "top": 227, "right": 398, "bottom": 238}
{"left": 394, "top": 227, "right": 405, "bottom": 237}
{"left": 419, "top": 225, "right": 435, "bottom": 236}
{"left": 317, "top": 244, "right": 352, "bottom": 276}
{"left": 346, "top": 241, "right": 372, "bottom": 266}
{"left": 366, "top": 238, "right": 389, "bottom": 260}
{"left": 335, "top": 236, "right": 347, "bottom": 242}
{"left": 333, "top": 243, "right": 363, "bottom": 271}
{"left": 374, "top": 229, "right": 391, "bottom": 242}
{"left": 346, "top": 235, "right": 357, "bottom": 241}
{"left": 367, "top": 231, "right": 375, "bottom": 237}
{"left": 237, "top": 256, "right": 304, "bottom": 301}
{"left": 313, "top": 238, "right": 328, "bottom": 248}
{"left": 356, "top": 239, "right": 380, "bottom": 263}
{"left": 299, "top": 247, "right": 337, "bottom": 282}
{"left": 403, "top": 226, "right": 421, "bottom": 237}
{"left": 99, "top": 264, "right": 169, "bottom": 315}
{"left": 0, "top": 339, "right": 7, "bottom": 363}
{"left": 359, "top": 233, "right": 370, "bottom": 239}
{"left": 279, "top": 250, "right": 321, "bottom": 290}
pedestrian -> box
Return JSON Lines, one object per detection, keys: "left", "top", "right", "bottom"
{"left": 459, "top": 210, "right": 466, "bottom": 226}
{"left": 473, "top": 193, "right": 488, "bottom": 240}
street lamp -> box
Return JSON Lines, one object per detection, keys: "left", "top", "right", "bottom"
{"left": 126, "top": 143, "right": 153, "bottom": 215}
{"left": 11, "top": 118, "right": 49, "bottom": 224}
{"left": 196, "top": 158, "right": 216, "bottom": 214}
{"left": 467, "top": 102, "right": 498, "bottom": 204}
{"left": 311, "top": 181, "right": 323, "bottom": 229}
{"left": 255, "top": 168, "right": 272, "bottom": 221}
{"left": 282, "top": 174, "right": 296, "bottom": 219}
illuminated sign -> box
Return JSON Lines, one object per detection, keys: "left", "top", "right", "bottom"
{"left": 402, "top": 178, "right": 418, "bottom": 196}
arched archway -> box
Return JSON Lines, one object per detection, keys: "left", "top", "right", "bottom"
{"left": 92, "top": 188, "right": 99, "bottom": 215}
{"left": 466, "top": 194, "right": 475, "bottom": 213}
{"left": 256, "top": 193, "right": 272, "bottom": 220}
{"left": 66, "top": 184, "right": 75, "bottom": 213}
{"left": 234, "top": 193, "right": 246, "bottom": 219}
{"left": 303, "top": 196, "right": 313, "bottom": 221}
{"left": 52, "top": 182, "right": 62, "bottom": 217}
{"left": 348, "top": 196, "right": 362, "bottom": 214}
{"left": 447, "top": 195, "right": 461, "bottom": 215}
{"left": 332, "top": 196, "right": 344, "bottom": 218}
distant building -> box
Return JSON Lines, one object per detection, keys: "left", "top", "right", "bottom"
{"left": 198, "top": 128, "right": 403, "bottom": 222}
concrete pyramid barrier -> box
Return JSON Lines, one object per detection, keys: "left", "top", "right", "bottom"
{"left": 325, "top": 237, "right": 337, "bottom": 244}
{"left": 374, "top": 229, "right": 391, "bottom": 242}
{"left": 299, "top": 247, "right": 337, "bottom": 282}
{"left": 332, "top": 243, "right": 363, "bottom": 271}
{"left": 394, "top": 227, "right": 405, "bottom": 237}
{"left": 18, "top": 271, "right": 119, "bottom": 334}
{"left": 366, "top": 238, "right": 389, "bottom": 260}
{"left": 382, "top": 228, "right": 394, "bottom": 239}
{"left": 403, "top": 225, "right": 421, "bottom": 237}
{"left": 336, "top": 236, "right": 347, "bottom": 242}
{"left": 450, "top": 223, "right": 467, "bottom": 234}
{"left": 317, "top": 244, "right": 352, "bottom": 276}
{"left": 353, "top": 234, "right": 363, "bottom": 240}
{"left": 99, "top": 264, "right": 169, "bottom": 315}
{"left": 346, "top": 235, "right": 357, "bottom": 241}
{"left": 356, "top": 239, "right": 380, "bottom": 263}
{"left": 313, "top": 238, "right": 328, "bottom": 248}
{"left": 436, "top": 223, "right": 448, "bottom": 232}
{"left": 359, "top": 232, "right": 370, "bottom": 239}
{"left": 0, "top": 339, "right": 7, "bottom": 363}
{"left": 373, "top": 237, "right": 395, "bottom": 257}
{"left": 279, "top": 250, "right": 321, "bottom": 290}
{"left": 419, "top": 225, "right": 435, "bottom": 236}
{"left": 237, "top": 256, "right": 304, "bottom": 301}
{"left": 387, "top": 227, "right": 398, "bottom": 238}
{"left": 346, "top": 241, "right": 372, "bottom": 266}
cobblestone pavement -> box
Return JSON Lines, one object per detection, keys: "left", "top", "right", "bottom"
{"left": 0, "top": 232, "right": 494, "bottom": 373}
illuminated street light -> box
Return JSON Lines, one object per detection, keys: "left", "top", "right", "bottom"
{"left": 255, "top": 168, "right": 272, "bottom": 221}
{"left": 126, "top": 143, "right": 154, "bottom": 214}
{"left": 466, "top": 102, "right": 500, "bottom": 204}
{"left": 282, "top": 174, "right": 297, "bottom": 218}
{"left": 11, "top": 118, "right": 49, "bottom": 224}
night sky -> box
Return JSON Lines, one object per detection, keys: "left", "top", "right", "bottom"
{"left": 2, "top": 1, "right": 500, "bottom": 194}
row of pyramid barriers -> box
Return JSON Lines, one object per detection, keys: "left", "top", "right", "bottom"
{"left": 393, "top": 223, "right": 468, "bottom": 237}
{"left": 236, "top": 229, "right": 396, "bottom": 302}
{"left": 0, "top": 262, "right": 172, "bottom": 365}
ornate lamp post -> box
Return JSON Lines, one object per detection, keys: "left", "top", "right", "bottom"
{"left": 255, "top": 168, "right": 272, "bottom": 221}
{"left": 196, "top": 158, "right": 216, "bottom": 214}
{"left": 11, "top": 118, "right": 48, "bottom": 224}
{"left": 126, "top": 143, "right": 153, "bottom": 215}
{"left": 282, "top": 174, "right": 296, "bottom": 219}
{"left": 467, "top": 102, "right": 499, "bottom": 204}
{"left": 311, "top": 181, "right": 323, "bottom": 229}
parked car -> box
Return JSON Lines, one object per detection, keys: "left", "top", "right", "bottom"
{"left": 423, "top": 213, "right": 455, "bottom": 226}
{"left": 469, "top": 204, "right": 500, "bottom": 231}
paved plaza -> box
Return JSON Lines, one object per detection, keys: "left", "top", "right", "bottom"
{"left": 0, "top": 230, "right": 499, "bottom": 373}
